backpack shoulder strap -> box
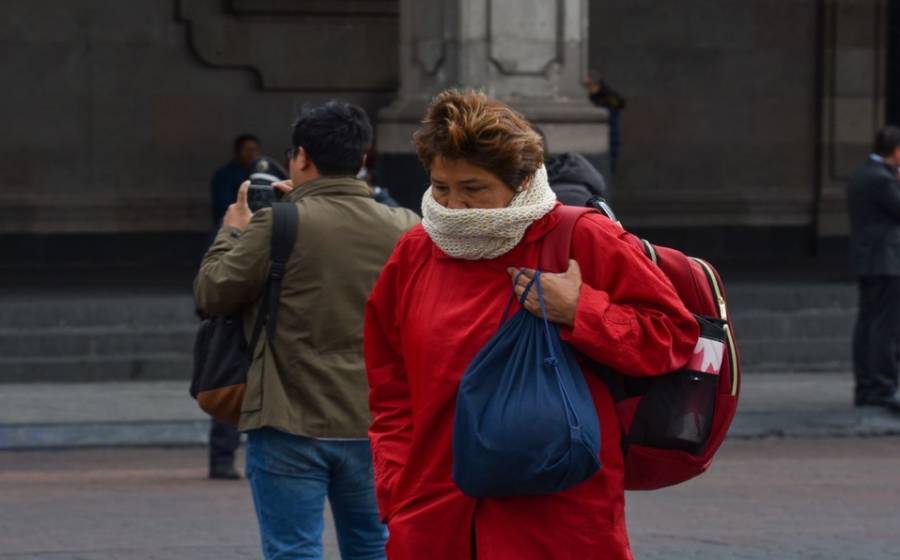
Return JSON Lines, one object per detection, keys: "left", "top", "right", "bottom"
{"left": 264, "top": 202, "right": 299, "bottom": 338}
{"left": 539, "top": 206, "right": 597, "bottom": 272}
{"left": 539, "top": 206, "right": 627, "bottom": 402}
{"left": 248, "top": 203, "right": 299, "bottom": 348}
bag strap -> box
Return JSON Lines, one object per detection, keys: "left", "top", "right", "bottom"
{"left": 538, "top": 206, "right": 596, "bottom": 272}
{"left": 538, "top": 205, "right": 627, "bottom": 402}
{"left": 248, "top": 202, "right": 300, "bottom": 350}
{"left": 500, "top": 206, "right": 596, "bottom": 324}
{"left": 266, "top": 202, "right": 299, "bottom": 338}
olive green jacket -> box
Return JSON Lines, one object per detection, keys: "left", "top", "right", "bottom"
{"left": 194, "top": 177, "right": 419, "bottom": 437}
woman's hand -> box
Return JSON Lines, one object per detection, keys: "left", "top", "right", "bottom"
{"left": 507, "top": 260, "right": 582, "bottom": 327}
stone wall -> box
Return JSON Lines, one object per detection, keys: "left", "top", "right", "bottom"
{"left": 1, "top": 0, "right": 887, "bottom": 239}
{"left": 816, "top": 0, "right": 886, "bottom": 237}
{"left": 588, "top": 0, "right": 821, "bottom": 228}
{"left": 0, "top": 0, "right": 397, "bottom": 234}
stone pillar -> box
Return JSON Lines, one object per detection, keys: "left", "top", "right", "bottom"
{"left": 376, "top": 0, "right": 608, "bottom": 210}
{"left": 816, "top": 0, "right": 887, "bottom": 237}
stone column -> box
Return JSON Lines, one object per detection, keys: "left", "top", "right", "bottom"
{"left": 816, "top": 0, "right": 888, "bottom": 238}
{"left": 376, "top": 0, "right": 608, "bottom": 210}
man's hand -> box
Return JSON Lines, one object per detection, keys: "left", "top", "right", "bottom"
{"left": 508, "top": 260, "right": 583, "bottom": 327}
{"left": 223, "top": 181, "right": 253, "bottom": 231}
{"left": 273, "top": 180, "right": 294, "bottom": 195}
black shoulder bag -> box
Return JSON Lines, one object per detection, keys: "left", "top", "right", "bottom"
{"left": 190, "top": 202, "right": 299, "bottom": 425}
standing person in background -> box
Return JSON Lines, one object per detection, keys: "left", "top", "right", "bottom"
{"left": 545, "top": 151, "right": 608, "bottom": 206}
{"left": 535, "top": 128, "right": 609, "bottom": 207}
{"left": 205, "top": 133, "right": 261, "bottom": 480}
{"left": 585, "top": 75, "right": 626, "bottom": 175}
{"left": 847, "top": 126, "right": 900, "bottom": 414}
{"left": 357, "top": 147, "right": 400, "bottom": 207}
{"left": 211, "top": 134, "right": 261, "bottom": 227}
{"left": 195, "top": 101, "right": 419, "bottom": 559}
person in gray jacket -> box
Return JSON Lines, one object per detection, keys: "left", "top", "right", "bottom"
{"left": 546, "top": 152, "right": 608, "bottom": 207}
{"left": 847, "top": 126, "right": 900, "bottom": 413}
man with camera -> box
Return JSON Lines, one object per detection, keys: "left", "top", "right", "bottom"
{"left": 194, "top": 101, "right": 419, "bottom": 559}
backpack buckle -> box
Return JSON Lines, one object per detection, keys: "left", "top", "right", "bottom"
{"left": 270, "top": 261, "right": 286, "bottom": 280}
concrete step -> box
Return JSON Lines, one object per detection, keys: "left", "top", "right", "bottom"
{"left": 0, "top": 326, "right": 195, "bottom": 358}
{"left": 739, "top": 338, "right": 851, "bottom": 373}
{"left": 725, "top": 283, "right": 856, "bottom": 311}
{"left": 0, "top": 284, "right": 862, "bottom": 381}
{"left": 0, "top": 295, "right": 197, "bottom": 329}
{"left": 0, "top": 354, "right": 192, "bottom": 383}
{"left": 730, "top": 308, "right": 855, "bottom": 341}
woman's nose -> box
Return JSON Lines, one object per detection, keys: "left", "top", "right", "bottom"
{"left": 446, "top": 195, "right": 468, "bottom": 210}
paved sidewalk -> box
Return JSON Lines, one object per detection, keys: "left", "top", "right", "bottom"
{"left": 3, "top": 439, "right": 899, "bottom": 559}
{"left": 731, "top": 373, "right": 900, "bottom": 438}
{"left": 1, "top": 373, "right": 899, "bottom": 449}
{"left": 0, "top": 382, "right": 209, "bottom": 448}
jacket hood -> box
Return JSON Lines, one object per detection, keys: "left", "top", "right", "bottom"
{"left": 546, "top": 153, "right": 608, "bottom": 198}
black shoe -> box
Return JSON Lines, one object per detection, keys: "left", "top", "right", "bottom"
{"left": 855, "top": 395, "right": 900, "bottom": 413}
{"left": 209, "top": 464, "right": 242, "bottom": 480}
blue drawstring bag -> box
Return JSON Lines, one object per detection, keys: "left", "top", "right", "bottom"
{"left": 452, "top": 272, "right": 601, "bottom": 497}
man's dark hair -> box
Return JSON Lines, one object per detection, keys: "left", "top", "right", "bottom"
{"left": 292, "top": 101, "right": 373, "bottom": 176}
{"left": 874, "top": 126, "right": 900, "bottom": 156}
{"left": 233, "top": 133, "right": 260, "bottom": 152}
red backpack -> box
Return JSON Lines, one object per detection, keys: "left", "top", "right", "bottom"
{"left": 542, "top": 206, "right": 741, "bottom": 490}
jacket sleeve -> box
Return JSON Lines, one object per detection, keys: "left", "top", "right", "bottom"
{"left": 364, "top": 242, "right": 414, "bottom": 521}
{"left": 193, "top": 209, "right": 273, "bottom": 315}
{"left": 559, "top": 214, "right": 699, "bottom": 376}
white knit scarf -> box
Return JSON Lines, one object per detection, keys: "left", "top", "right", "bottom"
{"left": 421, "top": 165, "right": 557, "bottom": 260}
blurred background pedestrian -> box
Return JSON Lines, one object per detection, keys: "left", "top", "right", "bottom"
{"left": 847, "top": 126, "right": 900, "bottom": 414}
{"left": 584, "top": 75, "right": 626, "bottom": 175}
{"left": 205, "top": 133, "right": 262, "bottom": 480}
{"left": 211, "top": 134, "right": 262, "bottom": 228}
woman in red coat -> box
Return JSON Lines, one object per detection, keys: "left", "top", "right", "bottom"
{"left": 364, "top": 90, "right": 698, "bottom": 559}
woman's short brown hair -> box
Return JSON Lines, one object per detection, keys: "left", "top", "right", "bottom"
{"left": 413, "top": 89, "right": 544, "bottom": 189}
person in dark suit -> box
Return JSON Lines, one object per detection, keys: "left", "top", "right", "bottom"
{"left": 847, "top": 126, "right": 900, "bottom": 413}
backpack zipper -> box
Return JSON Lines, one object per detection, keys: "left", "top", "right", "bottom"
{"left": 691, "top": 258, "right": 740, "bottom": 397}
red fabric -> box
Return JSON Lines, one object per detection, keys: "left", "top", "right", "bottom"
{"left": 364, "top": 206, "right": 698, "bottom": 560}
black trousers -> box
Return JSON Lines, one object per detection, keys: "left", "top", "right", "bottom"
{"left": 209, "top": 419, "right": 241, "bottom": 468}
{"left": 853, "top": 275, "right": 900, "bottom": 402}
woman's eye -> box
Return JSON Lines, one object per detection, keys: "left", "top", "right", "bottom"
{"left": 464, "top": 186, "right": 485, "bottom": 193}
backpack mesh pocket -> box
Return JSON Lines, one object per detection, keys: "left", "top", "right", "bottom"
{"left": 626, "top": 317, "right": 726, "bottom": 455}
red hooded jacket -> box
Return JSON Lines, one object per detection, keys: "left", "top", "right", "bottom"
{"left": 365, "top": 207, "right": 698, "bottom": 559}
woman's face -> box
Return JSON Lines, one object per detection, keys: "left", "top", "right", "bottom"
{"left": 430, "top": 156, "right": 519, "bottom": 209}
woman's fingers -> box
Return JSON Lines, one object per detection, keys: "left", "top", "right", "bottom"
{"left": 509, "top": 267, "right": 563, "bottom": 319}
{"left": 507, "top": 267, "right": 536, "bottom": 281}
{"left": 518, "top": 267, "right": 536, "bottom": 280}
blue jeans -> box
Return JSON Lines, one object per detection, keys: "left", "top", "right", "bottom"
{"left": 246, "top": 428, "right": 387, "bottom": 560}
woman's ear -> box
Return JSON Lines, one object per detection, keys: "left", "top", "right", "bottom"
{"left": 516, "top": 175, "right": 533, "bottom": 193}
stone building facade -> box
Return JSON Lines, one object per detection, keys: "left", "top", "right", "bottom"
{"left": 0, "top": 0, "right": 893, "bottom": 281}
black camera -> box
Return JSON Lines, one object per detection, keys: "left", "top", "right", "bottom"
{"left": 247, "top": 157, "right": 288, "bottom": 213}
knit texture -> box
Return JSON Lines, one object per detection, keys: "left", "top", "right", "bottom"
{"left": 421, "top": 165, "right": 557, "bottom": 260}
